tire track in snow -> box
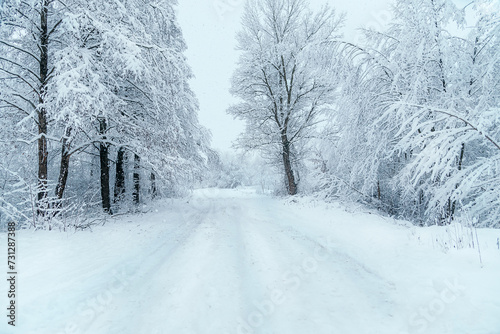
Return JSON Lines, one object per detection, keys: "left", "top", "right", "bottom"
{"left": 44, "top": 189, "right": 399, "bottom": 334}
{"left": 233, "top": 196, "right": 399, "bottom": 334}
{"left": 86, "top": 194, "right": 246, "bottom": 334}
{"left": 75, "top": 202, "right": 217, "bottom": 334}
{"left": 20, "top": 206, "right": 206, "bottom": 334}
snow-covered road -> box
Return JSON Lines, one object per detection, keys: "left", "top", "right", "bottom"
{"left": 2, "top": 188, "right": 499, "bottom": 334}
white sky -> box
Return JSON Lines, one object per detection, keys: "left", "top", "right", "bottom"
{"left": 177, "top": 0, "right": 397, "bottom": 153}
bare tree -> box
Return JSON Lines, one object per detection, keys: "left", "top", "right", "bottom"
{"left": 228, "top": 0, "right": 343, "bottom": 195}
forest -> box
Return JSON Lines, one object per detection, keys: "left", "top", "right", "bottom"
{"left": 1, "top": 1, "right": 500, "bottom": 333}
{"left": 0, "top": 0, "right": 499, "bottom": 229}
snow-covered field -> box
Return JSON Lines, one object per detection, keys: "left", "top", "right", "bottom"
{"left": 1, "top": 187, "right": 499, "bottom": 334}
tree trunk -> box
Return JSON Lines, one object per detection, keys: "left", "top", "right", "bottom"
{"left": 150, "top": 172, "right": 157, "bottom": 199}
{"left": 99, "top": 118, "right": 112, "bottom": 214}
{"left": 54, "top": 127, "right": 72, "bottom": 212}
{"left": 37, "top": 0, "right": 50, "bottom": 214}
{"left": 281, "top": 134, "right": 297, "bottom": 195}
{"left": 113, "top": 147, "right": 126, "bottom": 203}
{"left": 133, "top": 154, "right": 140, "bottom": 204}
{"left": 377, "top": 180, "right": 381, "bottom": 200}
{"left": 450, "top": 143, "right": 465, "bottom": 218}
{"left": 37, "top": 108, "right": 48, "bottom": 206}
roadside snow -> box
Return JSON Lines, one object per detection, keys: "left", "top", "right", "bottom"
{"left": 1, "top": 187, "right": 499, "bottom": 334}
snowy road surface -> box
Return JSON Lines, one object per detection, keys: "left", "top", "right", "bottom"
{"left": 2, "top": 188, "right": 499, "bottom": 334}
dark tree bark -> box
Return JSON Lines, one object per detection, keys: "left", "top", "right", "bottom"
{"left": 113, "top": 147, "right": 126, "bottom": 203}
{"left": 281, "top": 133, "right": 297, "bottom": 195}
{"left": 99, "top": 118, "right": 112, "bottom": 214}
{"left": 150, "top": 172, "right": 157, "bottom": 199}
{"left": 54, "top": 127, "right": 72, "bottom": 211}
{"left": 37, "top": 0, "right": 50, "bottom": 212}
{"left": 450, "top": 143, "right": 465, "bottom": 218}
{"left": 133, "top": 154, "right": 140, "bottom": 204}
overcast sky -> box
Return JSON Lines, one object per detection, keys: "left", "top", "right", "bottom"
{"left": 176, "top": 0, "right": 397, "bottom": 152}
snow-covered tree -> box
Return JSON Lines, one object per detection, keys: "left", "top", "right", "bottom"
{"left": 320, "top": 0, "right": 500, "bottom": 227}
{"left": 1, "top": 0, "right": 215, "bottom": 225}
{"left": 48, "top": 0, "right": 214, "bottom": 213}
{"left": 0, "top": 0, "right": 65, "bottom": 217}
{"left": 228, "top": 0, "right": 344, "bottom": 195}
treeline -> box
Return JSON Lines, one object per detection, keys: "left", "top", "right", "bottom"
{"left": 0, "top": 0, "right": 215, "bottom": 229}
{"left": 229, "top": 0, "right": 499, "bottom": 227}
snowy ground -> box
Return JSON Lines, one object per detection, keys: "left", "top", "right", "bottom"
{"left": 1, "top": 187, "right": 499, "bottom": 334}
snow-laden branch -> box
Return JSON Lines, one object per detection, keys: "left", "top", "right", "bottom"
{"left": 400, "top": 102, "right": 500, "bottom": 151}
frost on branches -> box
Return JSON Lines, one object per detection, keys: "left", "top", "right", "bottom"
{"left": 319, "top": 0, "right": 500, "bottom": 227}
{"left": 228, "top": 0, "right": 344, "bottom": 195}
{"left": 0, "top": 0, "right": 214, "bottom": 228}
